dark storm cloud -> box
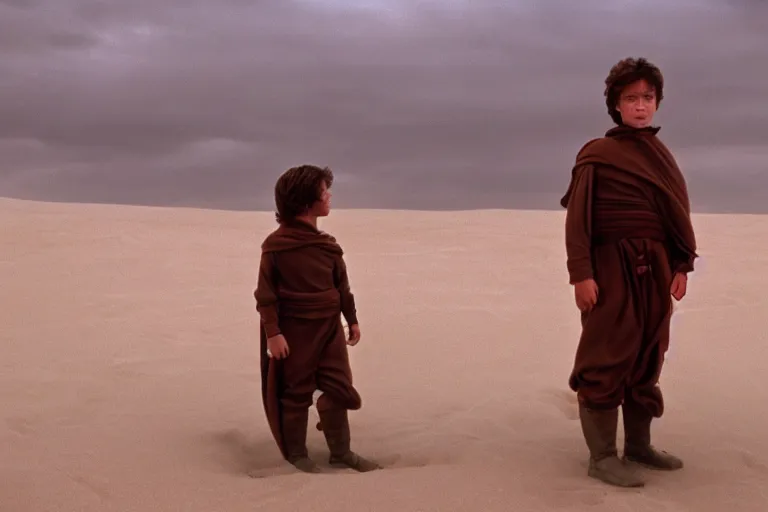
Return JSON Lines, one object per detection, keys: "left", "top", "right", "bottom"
{"left": 0, "top": 0, "right": 766, "bottom": 212}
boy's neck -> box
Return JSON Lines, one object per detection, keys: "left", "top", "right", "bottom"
{"left": 295, "top": 215, "right": 318, "bottom": 229}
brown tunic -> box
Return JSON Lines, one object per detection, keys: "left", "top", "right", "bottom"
{"left": 560, "top": 125, "right": 698, "bottom": 417}
{"left": 254, "top": 220, "right": 361, "bottom": 460}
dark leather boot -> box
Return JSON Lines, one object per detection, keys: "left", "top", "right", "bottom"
{"left": 579, "top": 404, "right": 645, "bottom": 487}
{"left": 317, "top": 407, "right": 380, "bottom": 472}
{"left": 281, "top": 408, "right": 322, "bottom": 473}
{"left": 622, "top": 400, "right": 683, "bottom": 470}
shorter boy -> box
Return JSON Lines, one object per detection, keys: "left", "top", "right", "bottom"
{"left": 254, "top": 164, "right": 380, "bottom": 473}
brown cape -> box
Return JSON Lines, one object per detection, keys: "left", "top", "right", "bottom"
{"left": 254, "top": 220, "right": 357, "bottom": 459}
{"left": 561, "top": 125, "right": 698, "bottom": 268}
{"left": 560, "top": 125, "right": 698, "bottom": 414}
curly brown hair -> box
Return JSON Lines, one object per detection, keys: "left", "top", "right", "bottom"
{"left": 273, "top": 164, "right": 334, "bottom": 224}
{"left": 604, "top": 57, "right": 664, "bottom": 125}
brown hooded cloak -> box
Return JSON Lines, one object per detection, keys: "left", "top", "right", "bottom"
{"left": 254, "top": 220, "right": 361, "bottom": 460}
{"left": 560, "top": 125, "right": 698, "bottom": 417}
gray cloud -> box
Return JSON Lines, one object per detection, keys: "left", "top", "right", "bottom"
{"left": 1, "top": 0, "right": 766, "bottom": 212}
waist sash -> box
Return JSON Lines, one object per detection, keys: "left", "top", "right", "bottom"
{"left": 278, "top": 288, "right": 341, "bottom": 319}
{"left": 592, "top": 203, "right": 667, "bottom": 245}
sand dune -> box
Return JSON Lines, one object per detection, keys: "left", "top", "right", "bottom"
{"left": 1, "top": 197, "right": 767, "bottom": 512}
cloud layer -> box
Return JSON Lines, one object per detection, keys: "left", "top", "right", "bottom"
{"left": 1, "top": 0, "right": 766, "bottom": 212}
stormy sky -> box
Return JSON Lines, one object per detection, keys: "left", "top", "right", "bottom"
{"left": 1, "top": 0, "right": 766, "bottom": 212}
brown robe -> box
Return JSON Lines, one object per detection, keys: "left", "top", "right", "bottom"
{"left": 254, "top": 220, "right": 361, "bottom": 460}
{"left": 560, "top": 125, "right": 698, "bottom": 417}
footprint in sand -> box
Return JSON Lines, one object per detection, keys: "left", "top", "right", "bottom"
{"left": 246, "top": 465, "right": 310, "bottom": 479}
{"left": 207, "top": 429, "right": 285, "bottom": 475}
{"left": 6, "top": 416, "right": 36, "bottom": 436}
{"left": 540, "top": 487, "right": 607, "bottom": 508}
{"left": 541, "top": 389, "right": 580, "bottom": 420}
{"left": 69, "top": 475, "right": 111, "bottom": 501}
{"left": 246, "top": 453, "right": 435, "bottom": 478}
{"left": 372, "top": 452, "right": 438, "bottom": 469}
{"left": 742, "top": 452, "right": 768, "bottom": 474}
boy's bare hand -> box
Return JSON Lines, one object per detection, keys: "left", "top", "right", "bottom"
{"left": 574, "top": 278, "right": 599, "bottom": 312}
{"left": 267, "top": 334, "right": 290, "bottom": 359}
{"left": 347, "top": 324, "right": 361, "bottom": 346}
{"left": 670, "top": 272, "right": 687, "bottom": 301}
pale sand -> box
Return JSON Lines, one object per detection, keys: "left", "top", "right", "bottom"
{"left": 1, "top": 197, "right": 767, "bottom": 512}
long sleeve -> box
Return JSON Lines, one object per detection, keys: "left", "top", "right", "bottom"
{"left": 653, "top": 190, "right": 696, "bottom": 276}
{"left": 254, "top": 252, "right": 281, "bottom": 338}
{"left": 671, "top": 247, "right": 695, "bottom": 275}
{"left": 672, "top": 194, "right": 696, "bottom": 275}
{"left": 336, "top": 257, "right": 359, "bottom": 326}
{"left": 564, "top": 164, "right": 595, "bottom": 284}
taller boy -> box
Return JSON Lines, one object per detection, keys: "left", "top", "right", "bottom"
{"left": 254, "top": 164, "right": 379, "bottom": 473}
{"left": 560, "top": 58, "right": 698, "bottom": 487}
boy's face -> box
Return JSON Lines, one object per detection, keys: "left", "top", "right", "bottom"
{"left": 616, "top": 79, "right": 657, "bottom": 128}
{"left": 308, "top": 180, "right": 331, "bottom": 217}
